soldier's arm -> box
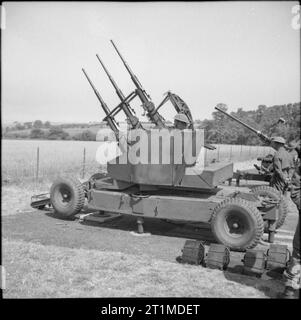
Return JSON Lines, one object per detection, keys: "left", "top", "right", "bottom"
{"left": 273, "top": 156, "right": 285, "bottom": 182}
{"left": 289, "top": 163, "right": 295, "bottom": 179}
{"left": 290, "top": 170, "right": 300, "bottom": 209}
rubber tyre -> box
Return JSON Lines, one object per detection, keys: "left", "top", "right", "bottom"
{"left": 251, "top": 185, "right": 288, "bottom": 230}
{"left": 50, "top": 176, "right": 85, "bottom": 219}
{"left": 210, "top": 198, "right": 264, "bottom": 251}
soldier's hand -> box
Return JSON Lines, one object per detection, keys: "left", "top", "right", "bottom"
{"left": 284, "top": 177, "right": 292, "bottom": 190}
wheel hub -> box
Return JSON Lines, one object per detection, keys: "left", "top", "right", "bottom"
{"left": 56, "top": 186, "right": 72, "bottom": 204}
{"left": 232, "top": 222, "right": 239, "bottom": 229}
{"left": 224, "top": 212, "right": 247, "bottom": 237}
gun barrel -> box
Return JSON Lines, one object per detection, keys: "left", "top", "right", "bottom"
{"left": 215, "top": 105, "right": 257, "bottom": 134}
{"left": 82, "top": 68, "right": 110, "bottom": 116}
{"left": 214, "top": 105, "right": 271, "bottom": 143}
{"left": 110, "top": 40, "right": 151, "bottom": 103}
{"left": 96, "top": 54, "right": 125, "bottom": 100}
{"left": 82, "top": 68, "right": 120, "bottom": 139}
{"left": 110, "top": 40, "right": 165, "bottom": 128}
{"left": 96, "top": 54, "right": 143, "bottom": 129}
{"left": 110, "top": 41, "right": 142, "bottom": 88}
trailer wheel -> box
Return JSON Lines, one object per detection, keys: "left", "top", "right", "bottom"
{"left": 210, "top": 198, "right": 264, "bottom": 251}
{"left": 251, "top": 186, "right": 288, "bottom": 230}
{"left": 50, "top": 176, "right": 85, "bottom": 219}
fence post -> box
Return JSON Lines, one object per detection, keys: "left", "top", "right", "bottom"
{"left": 36, "top": 147, "right": 40, "bottom": 182}
{"left": 240, "top": 144, "right": 243, "bottom": 158}
{"left": 229, "top": 144, "right": 233, "bottom": 161}
{"left": 82, "top": 147, "right": 86, "bottom": 179}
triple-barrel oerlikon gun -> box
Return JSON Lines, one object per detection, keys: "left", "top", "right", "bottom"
{"left": 83, "top": 40, "right": 215, "bottom": 150}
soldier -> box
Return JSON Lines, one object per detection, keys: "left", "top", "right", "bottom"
{"left": 269, "top": 136, "right": 291, "bottom": 193}
{"left": 254, "top": 154, "right": 274, "bottom": 175}
{"left": 286, "top": 140, "right": 299, "bottom": 170}
{"left": 174, "top": 113, "right": 190, "bottom": 130}
{"left": 279, "top": 142, "right": 300, "bottom": 299}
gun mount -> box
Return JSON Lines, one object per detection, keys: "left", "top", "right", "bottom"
{"left": 42, "top": 41, "right": 287, "bottom": 251}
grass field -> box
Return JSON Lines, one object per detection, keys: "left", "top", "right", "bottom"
{"left": 2, "top": 238, "right": 284, "bottom": 298}
{"left": 2, "top": 139, "right": 105, "bottom": 184}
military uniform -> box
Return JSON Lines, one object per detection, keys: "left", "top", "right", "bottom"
{"left": 289, "top": 149, "right": 299, "bottom": 167}
{"left": 269, "top": 146, "right": 291, "bottom": 193}
{"left": 282, "top": 148, "right": 300, "bottom": 298}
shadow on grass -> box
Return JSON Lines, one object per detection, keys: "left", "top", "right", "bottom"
{"left": 221, "top": 256, "right": 288, "bottom": 299}
{"left": 222, "top": 268, "right": 285, "bottom": 299}
{"left": 44, "top": 205, "right": 98, "bottom": 221}
{"left": 84, "top": 216, "right": 216, "bottom": 244}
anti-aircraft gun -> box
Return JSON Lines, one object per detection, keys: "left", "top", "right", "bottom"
{"left": 31, "top": 41, "right": 285, "bottom": 251}
{"left": 214, "top": 105, "right": 289, "bottom": 231}
{"left": 103, "top": 40, "right": 216, "bottom": 150}
{"left": 214, "top": 105, "right": 285, "bottom": 183}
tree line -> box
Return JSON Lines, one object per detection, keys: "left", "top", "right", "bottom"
{"left": 196, "top": 102, "right": 300, "bottom": 145}
{"left": 2, "top": 102, "right": 300, "bottom": 143}
{"left": 2, "top": 120, "right": 107, "bottom": 141}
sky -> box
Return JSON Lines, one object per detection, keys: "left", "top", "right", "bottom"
{"left": 1, "top": 1, "right": 300, "bottom": 124}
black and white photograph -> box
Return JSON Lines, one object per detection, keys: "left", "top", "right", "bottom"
{"left": 1, "top": 0, "right": 300, "bottom": 305}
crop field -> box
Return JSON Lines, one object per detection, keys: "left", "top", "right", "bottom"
{"left": 2, "top": 139, "right": 104, "bottom": 184}
{"left": 2, "top": 139, "right": 274, "bottom": 185}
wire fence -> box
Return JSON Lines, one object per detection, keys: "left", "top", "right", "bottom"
{"left": 204, "top": 144, "right": 274, "bottom": 165}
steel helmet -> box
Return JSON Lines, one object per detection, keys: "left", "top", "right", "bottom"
{"left": 174, "top": 113, "right": 190, "bottom": 124}
{"left": 287, "top": 140, "right": 298, "bottom": 149}
{"left": 271, "top": 136, "right": 286, "bottom": 144}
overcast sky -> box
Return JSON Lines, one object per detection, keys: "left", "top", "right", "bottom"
{"left": 1, "top": 1, "right": 300, "bottom": 124}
